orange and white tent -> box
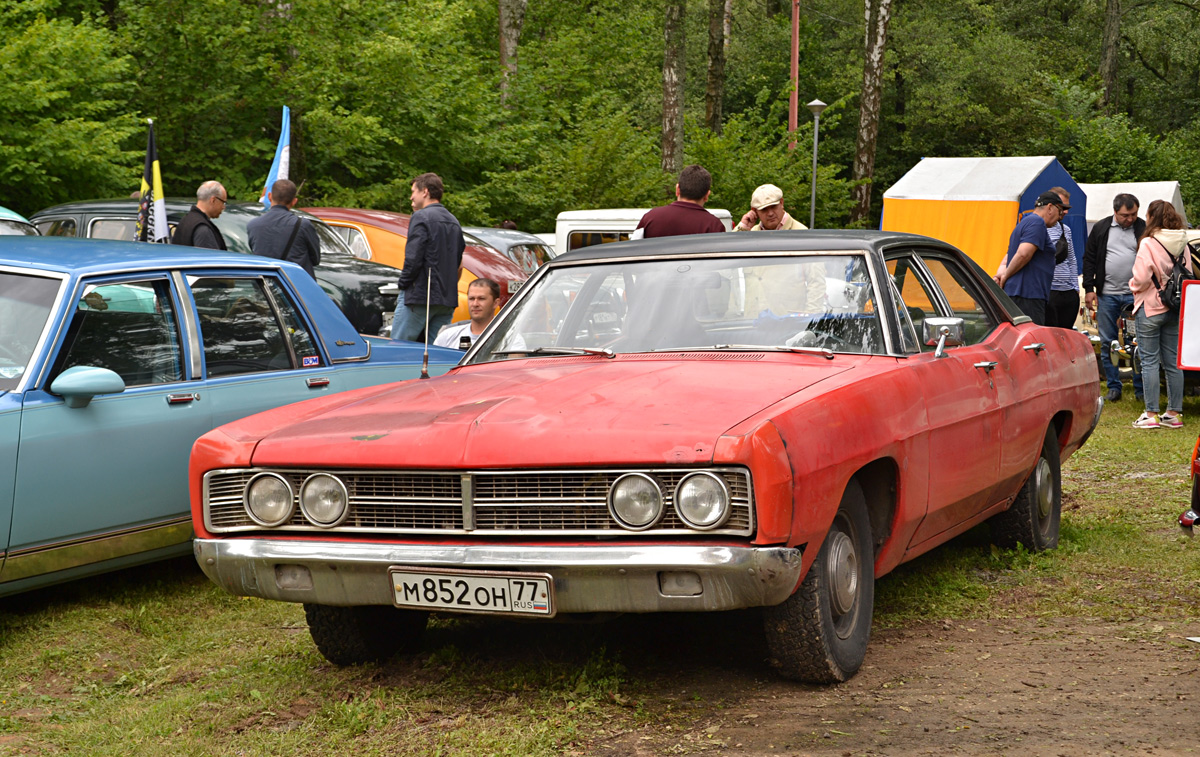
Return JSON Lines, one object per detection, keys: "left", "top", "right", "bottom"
{"left": 881, "top": 156, "right": 1085, "bottom": 276}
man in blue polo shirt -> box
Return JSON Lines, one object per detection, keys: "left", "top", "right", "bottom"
{"left": 996, "top": 191, "right": 1066, "bottom": 326}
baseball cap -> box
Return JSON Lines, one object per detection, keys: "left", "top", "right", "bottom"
{"left": 750, "top": 184, "right": 784, "bottom": 210}
{"left": 1035, "top": 191, "right": 1066, "bottom": 210}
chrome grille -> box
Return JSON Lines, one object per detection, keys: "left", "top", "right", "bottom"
{"left": 203, "top": 467, "right": 754, "bottom": 536}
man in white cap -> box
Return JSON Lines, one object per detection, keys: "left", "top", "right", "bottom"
{"left": 735, "top": 184, "right": 808, "bottom": 231}
{"left": 735, "top": 184, "right": 823, "bottom": 313}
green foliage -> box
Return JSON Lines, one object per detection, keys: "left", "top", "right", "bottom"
{"left": 3, "top": 0, "right": 1200, "bottom": 228}
{"left": 0, "top": 3, "right": 138, "bottom": 215}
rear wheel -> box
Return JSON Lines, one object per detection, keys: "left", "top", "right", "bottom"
{"left": 992, "top": 426, "right": 1061, "bottom": 551}
{"left": 304, "top": 604, "right": 428, "bottom": 666}
{"left": 764, "top": 481, "right": 874, "bottom": 683}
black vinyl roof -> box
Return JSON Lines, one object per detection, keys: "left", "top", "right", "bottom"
{"left": 550, "top": 229, "right": 959, "bottom": 264}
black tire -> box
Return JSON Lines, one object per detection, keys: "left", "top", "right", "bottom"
{"left": 992, "top": 425, "right": 1061, "bottom": 551}
{"left": 304, "top": 604, "right": 428, "bottom": 666}
{"left": 763, "top": 481, "right": 874, "bottom": 683}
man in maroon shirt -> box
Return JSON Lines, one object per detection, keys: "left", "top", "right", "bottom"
{"left": 635, "top": 165, "right": 726, "bottom": 238}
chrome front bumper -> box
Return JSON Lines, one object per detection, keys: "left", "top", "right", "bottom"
{"left": 193, "top": 538, "right": 803, "bottom": 614}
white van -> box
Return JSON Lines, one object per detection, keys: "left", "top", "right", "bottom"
{"left": 554, "top": 208, "right": 734, "bottom": 255}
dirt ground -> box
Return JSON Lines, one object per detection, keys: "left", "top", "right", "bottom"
{"left": 588, "top": 616, "right": 1199, "bottom": 756}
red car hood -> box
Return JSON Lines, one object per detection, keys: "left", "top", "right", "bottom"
{"left": 249, "top": 355, "right": 851, "bottom": 468}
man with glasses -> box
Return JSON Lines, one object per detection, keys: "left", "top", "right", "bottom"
{"left": 995, "top": 191, "right": 1066, "bottom": 326}
{"left": 173, "top": 180, "right": 228, "bottom": 250}
{"left": 1083, "top": 193, "right": 1146, "bottom": 402}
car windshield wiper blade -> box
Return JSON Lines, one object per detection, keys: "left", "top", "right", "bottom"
{"left": 711, "top": 344, "right": 836, "bottom": 360}
{"left": 491, "top": 346, "right": 616, "bottom": 359}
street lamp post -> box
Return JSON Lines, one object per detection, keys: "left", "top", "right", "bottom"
{"left": 807, "top": 99, "right": 827, "bottom": 229}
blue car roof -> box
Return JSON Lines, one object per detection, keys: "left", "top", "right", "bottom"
{"left": 0, "top": 236, "right": 281, "bottom": 275}
{"left": 0, "top": 206, "right": 31, "bottom": 224}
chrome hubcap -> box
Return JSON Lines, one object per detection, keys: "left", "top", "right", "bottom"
{"left": 1035, "top": 458, "right": 1054, "bottom": 524}
{"left": 827, "top": 530, "right": 858, "bottom": 617}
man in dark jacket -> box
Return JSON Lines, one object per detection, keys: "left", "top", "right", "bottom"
{"left": 391, "top": 173, "right": 465, "bottom": 341}
{"left": 172, "top": 181, "right": 228, "bottom": 249}
{"left": 1082, "top": 193, "right": 1145, "bottom": 402}
{"left": 246, "top": 179, "right": 321, "bottom": 277}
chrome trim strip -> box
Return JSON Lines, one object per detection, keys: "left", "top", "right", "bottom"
{"left": 3, "top": 517, "right": 192, "bottom": 581}
{"left": 171, "top": 269, "right": 203, "bottom": 378}
{"left": 194, "top": 538, "right": 803, "bottom": 613}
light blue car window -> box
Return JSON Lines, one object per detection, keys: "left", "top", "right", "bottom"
{"left": 266, "top": 279, "right": 322, "bottom": 368}
{"left": 50, "top": 279, "right": 183, "bottom": 386}
{"left": 0, "top": 272, "right": 61, "bottom": 391}
{"left": 190, "top": 277, "right": 291, "bottom": 377}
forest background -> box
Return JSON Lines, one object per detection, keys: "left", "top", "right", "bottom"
{"left": 2, "top": 0, "right": 1198, "bottom": 231}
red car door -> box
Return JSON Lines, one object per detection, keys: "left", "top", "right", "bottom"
{"left": 888, "top": 254, "right": 1008, "bottom": 548}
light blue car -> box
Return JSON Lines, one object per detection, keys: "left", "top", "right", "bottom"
{"left": 0, "top": 206, "right": 38, "bottom": 236}
{"left": 0, "top": 236, "right": 461, "bottom": 597}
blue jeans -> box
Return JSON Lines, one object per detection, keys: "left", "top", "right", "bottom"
{"left": 1135, "top": 308, "right": 1182, "bottom": 414}
{"left": 391, "top": 292, "right": 456, "bottom": 342}
{"left": 1097, "top": 293, "right": 1143, "bottom": 396}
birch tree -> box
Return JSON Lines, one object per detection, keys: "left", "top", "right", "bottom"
{"left": 849, "top": 0, "right": 893, "bottom": 225}
{"left": 499, "top": 0, "right": 528, "bottom": 104}
{"left": 661, "top": 0, "right": 686, "bottom": 173}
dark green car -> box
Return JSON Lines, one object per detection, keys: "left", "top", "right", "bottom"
{"left": 30, "top": 199, "right": 398, "bottom": 335}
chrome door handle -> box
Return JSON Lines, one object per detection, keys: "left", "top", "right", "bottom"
{"left": 306, "top": 377, "right": 330, "bottom": 388}
{"left": 1023, "top": 343, "right": 1046, "bottom": 354}
{"left": 973, "top": 361, "right": 998, "bottom": 373}
{"left": 166, "top": 392, "right": 199, "bottom": 404}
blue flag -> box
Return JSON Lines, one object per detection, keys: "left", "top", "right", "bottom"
{"left": 259, "top": 106, "right": 291, "bottom": 209}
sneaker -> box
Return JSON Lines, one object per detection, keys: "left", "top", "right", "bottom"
{"left": 1160, "top": 413, "right": 1184, "bottom": 429}
{"left": 1132, "top": 412, "right": 1160, "bottom": 429}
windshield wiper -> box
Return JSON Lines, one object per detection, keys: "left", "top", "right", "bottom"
{"left": 491, "top": 346, "right": 616, "bottom": 359}
{"left": 711, "top": 344, "right": 835, "bottom": 360}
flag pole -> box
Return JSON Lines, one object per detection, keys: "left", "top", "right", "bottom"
{"left": 420, "top": 268, "right": 432, "bottom": 379}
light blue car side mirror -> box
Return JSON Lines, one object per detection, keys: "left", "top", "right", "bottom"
{"left": 50, "top": 366, "right": 126, "bottom": 409}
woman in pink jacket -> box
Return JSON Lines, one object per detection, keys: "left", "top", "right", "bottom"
{"left": 1129, "top": 200, "right": 1192, "bottom": 429}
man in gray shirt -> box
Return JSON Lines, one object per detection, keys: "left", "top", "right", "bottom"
{"left": 247, "top": 179, "right": 321, "bottom": 278}
{"left": 1083, "top": 193, "right": 1146, "bottom": 402}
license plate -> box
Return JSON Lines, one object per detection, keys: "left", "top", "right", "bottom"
{"left": 388, "top": 567, "right": 555, "bottom": 617}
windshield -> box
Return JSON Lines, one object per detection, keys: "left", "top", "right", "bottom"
{"left": 0, "top": 271, "right": 63, "bottom": 391}
{"left": 0, "top": 220, "right": 38, "bottom": 236}
{"left": 469, "top": 254, "right": 884, "bottom": 362}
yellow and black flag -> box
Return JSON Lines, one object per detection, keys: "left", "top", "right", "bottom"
{"left": 135, "top": 119, "right": 168, "bottom": 243}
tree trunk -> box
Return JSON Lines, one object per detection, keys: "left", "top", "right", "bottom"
{"left": 661, "top": 0, "right": 686, "bottom": 174}
{"left": 499, "top": 0, "right": 528, "bottom": 104}
{"left": 849, "top": 0, "right": 894, "bottom": 226}
{"left": 705, "top": 0, "right": 727, "bottom": 133}
{"left": 1099, "top": 0, "right": 1120, "bottom": 114}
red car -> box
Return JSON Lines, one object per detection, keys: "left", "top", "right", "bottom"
{"left": 190, "top": 231, "right": 1101, "bottom": 683}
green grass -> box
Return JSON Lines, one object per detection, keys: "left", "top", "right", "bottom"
{"left": 1, "top": 385, "right": 1198, "bottom": 754}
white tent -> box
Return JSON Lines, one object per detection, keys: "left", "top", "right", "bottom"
{"left": 1077, "top": 181, "right": 1188, "bottom": 234}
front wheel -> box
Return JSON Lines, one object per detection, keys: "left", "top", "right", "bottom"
{"left": 991, "top": 425, "right": 1061, "bottom": 551}
{"left": 764, "top": 480, "right": 874, "bottom": 683}
{"left": 304, "top": 604, "right": 428, "bottom": 666}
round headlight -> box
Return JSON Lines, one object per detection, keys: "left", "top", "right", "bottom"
{"left": 244, "top": 473, "right": 294, "bottom": 527}
{"left": 300, "top": 473, "right": 349, "bottom": 527}
{"left": 674, "top": 472, "right": 731, "bottom": 530}
{"left": 608, "top": 473, "right": 664, "bottom": 530}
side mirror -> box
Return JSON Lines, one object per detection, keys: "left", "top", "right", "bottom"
{"left": 922, "top": 317, "right": 965, "bottom": 358}
{"left": 50, "top": 366, "right": 126, "bottom": 408}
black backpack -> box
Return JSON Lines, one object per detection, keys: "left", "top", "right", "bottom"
{"left": 1150, "top": 239, "right": 1198, "bottom": 310}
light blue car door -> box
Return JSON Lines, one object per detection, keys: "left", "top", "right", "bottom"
{"left": 0, "top": 393, "right": 20, "bottom": 569}
{"left": 5, "top": 274, "right": 210, "bottom": 587}
{"left": 185, "top": 272, "right": 406, "bottom": 428}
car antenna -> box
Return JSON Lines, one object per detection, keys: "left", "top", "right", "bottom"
{"left": 420, "top": 267, "right": 432, "bottom": 379}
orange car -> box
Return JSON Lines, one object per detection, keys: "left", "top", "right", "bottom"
{"left": 304, "top": 207, "right": 527, "bottom": 322}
